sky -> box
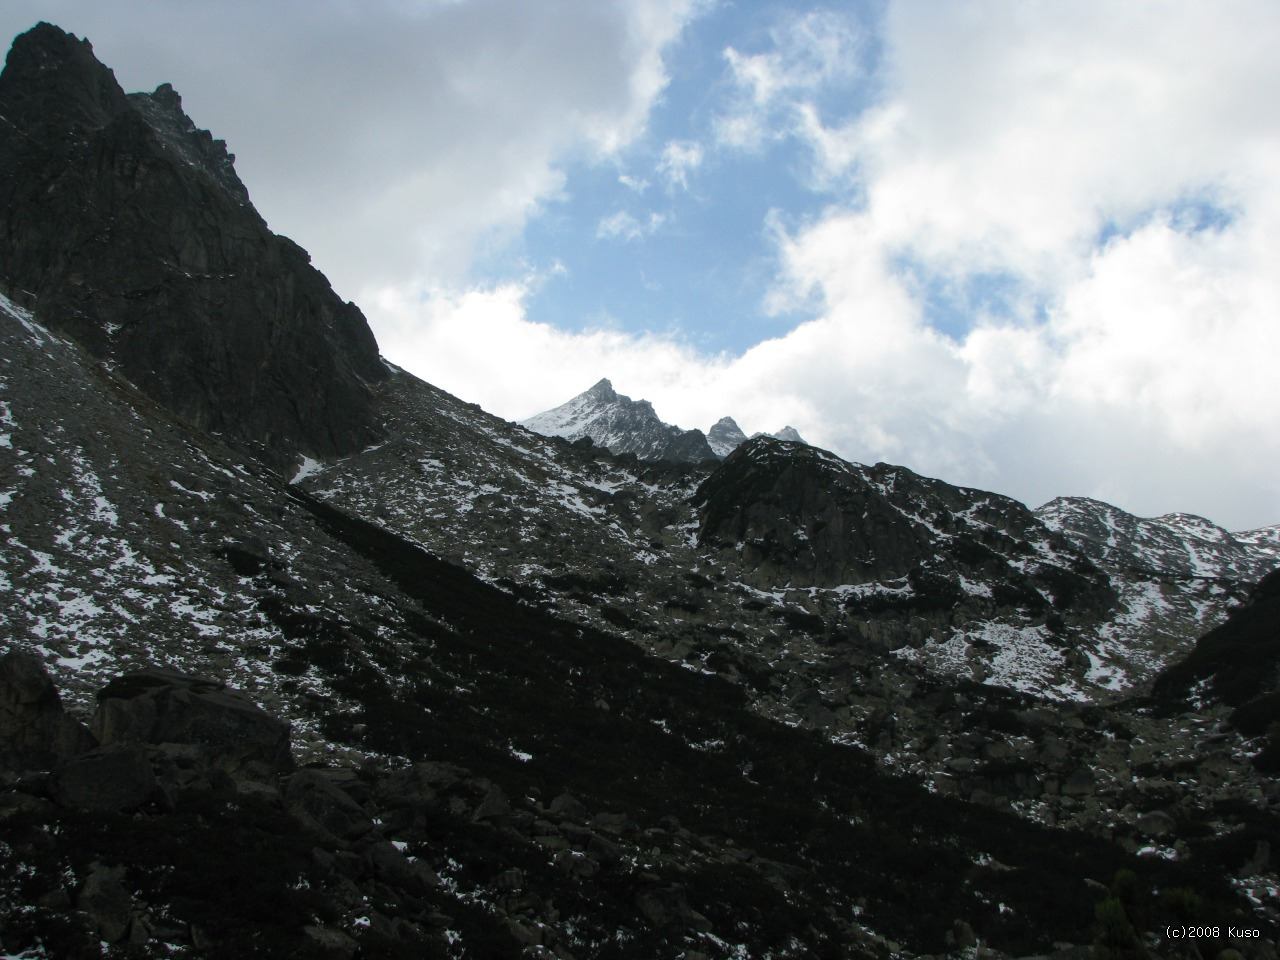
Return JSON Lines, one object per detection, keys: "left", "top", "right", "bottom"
{"left": 3, "top": 1, "right": 1279, "bottom": 531}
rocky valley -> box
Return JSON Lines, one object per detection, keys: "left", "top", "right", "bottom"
{"left": 2, "top": 22, "right": 1279, "bottom": 960}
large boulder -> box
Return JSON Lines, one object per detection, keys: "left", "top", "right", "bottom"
{"left": 0, "top": 649, "right": 95, "bottom": 772}
{"left": 53, "top": 744, "right": 155, "bottom": 812}
{"left": 92, "top": 669, "right": 292, "bottom": 781}
{"left": 285, "top": 768, "right": 373, "bottom": 841}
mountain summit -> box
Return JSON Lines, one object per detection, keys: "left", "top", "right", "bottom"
{"left": 0, "top": 22, "right": 387, "bottom": 473}
{"left": 523, "top": 379, "right": 809, "bottom": 461}
{"left": 521, "top": 377, "right": 717, "bottom": 462}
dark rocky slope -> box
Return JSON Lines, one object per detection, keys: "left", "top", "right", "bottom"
{"left": 1154, "top": 569, "right": 1280, "bottom": 752}
{"left": 0, "top": 23, "right": 386, "bottom": 473}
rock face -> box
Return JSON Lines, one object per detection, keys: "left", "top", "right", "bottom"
{"left": 1154, "top": 568, "right": 1280, "bottom": 733}
{"left": 0, "top": 23, "right": 387, "bottom": 472}
{"left": 695, "top": 437, "right": 1104, "bottom": 602}
{"left": 695, "top": 437, "right": 935, "bottom": 587}
{"left": 768, "top": 425, "right": 807, "bottom": 444}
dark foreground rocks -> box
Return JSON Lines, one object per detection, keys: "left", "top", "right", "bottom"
{"left": 2, "top": 651, "right": 1276, "bottom": 960}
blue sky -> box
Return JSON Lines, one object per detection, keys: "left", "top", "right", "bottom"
{"left": 2, "top": 1, "right": 1279, "bottom": 530}
{"left": 482, "top": 1, "right": 884, "bottom": 356}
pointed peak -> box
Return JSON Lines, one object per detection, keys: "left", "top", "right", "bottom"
{"left": 1, "top": 21, "right": 129, "bottom": 130}
{"left": 711, "top": 416, "right": 742, "bottom": 431}
{"left": 585, "top": 378, "right": 616, "bottom": 400}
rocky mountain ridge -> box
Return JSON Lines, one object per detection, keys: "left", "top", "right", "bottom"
{"left": 522, "top": 378, "right": 807, "bottom": 462}
{"left": 1036, "top": 496, "right": 1277, "bottom": 582}
{"left": 3, "top": 22, "right": 1280, "bottom": 959}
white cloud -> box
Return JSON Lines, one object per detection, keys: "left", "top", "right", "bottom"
{"left": 370, "top": 280, "right": 728, "bottom": 427}
{"left": 618, "top": 173, "right": 650, "bottom": 193}
{"left": 657, "top": 139, "right": 703, "bottom": 190}
{"left": 690, "top": 0, "right": 1280, "bottom": 529}
{"left": 597, "top": 209, "right": 667, "bottom": 241}
{"left": 382, "top": 0, "right": 1280, "bottom": 530}
{"left": 714, "top": 8, "right": 867, "bottom": 152}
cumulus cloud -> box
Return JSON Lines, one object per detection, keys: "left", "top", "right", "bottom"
{"left": 688, "top": 0, "right": 1280, "bottom": 528}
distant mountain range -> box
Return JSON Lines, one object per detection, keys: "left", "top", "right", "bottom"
{"left": 3, "top": 22, "right": 1279, "bottom": 958}
{"left": 522, "top": 377, "right": 808, "bottom": 462}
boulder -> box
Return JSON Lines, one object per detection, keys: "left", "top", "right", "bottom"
{"left": 0, "top": 649, "right": 95, "bottom": 772}
{"left": 54, "top": 744, "right": 155, "bottom": 812}
{"left": 77, "top": 862, "right": 133, "bottom": 943}
{"left": 549, "top": 791, "right": 589, "bottom": 821}
{"left": 92, "top": 669, "right": 291, "bottom": 781}
{"left": 286, "top": 768, "right": 373, "bottom": 841}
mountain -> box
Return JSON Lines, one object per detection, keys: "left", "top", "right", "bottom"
{"left": 521, "top": 377, "right": 717, "bottom": 462}
{"left": 0, "top": 22, "right": 387, "bottom": 474}
{"left": 706, "top": 416, "right": 748, "bottom": 457}
{"left": 523, "top": 379, "right": 809, "bottom": 461}
{"left": 766, "top": 425, "right": 807, "bottom": 444}
{"left": 1036, "top": 496, "right": 1275, "bottom": 581}
{"left": 3, "top": 23, "right": 1280, "bottom": 958}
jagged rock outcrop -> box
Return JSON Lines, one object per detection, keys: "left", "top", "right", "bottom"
{"left": 768, "top": 425, "right": 807, "bottom": 444}
{"left": 0, "top": 23, "right": 387, "bottom": 473}
{"left": 694, "top": 437, "right": 1108, "bottom": 609}
{"left": 695, "top": 437, "right": 935, "bottom": 587}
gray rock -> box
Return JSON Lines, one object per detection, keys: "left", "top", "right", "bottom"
{"left": 302, "top": 924, "right": 359, "bottom": 960}
{"left": 380, "top": 760, "right": 467, "bottom": 804}
{"left": 472, "top": 782, "right": 512, "bottom": 821}
{"left": 54, "top": 744, "right": 155, "bottom": 812}
{"left": 364, "top": 840, "right": 418, "bottom": 886}
{"left": 1136, "top": 809, "right": 1177, "bottom": 838}
{"left": 950, "top": 919, "right": 978, "bottom": 949}
{"left": 286, "top": 768, "right": 373, "bottom": 841}
{"left": 0, "top": 649, "right": 96, "bottom": 772}
{"left": 634, "top": 884, "right": 710, "bottom": 932}
{"left": 548, "top": 791, "right": 588, "bottom": 821}
{"left": 92, "top": 669, "right": 291, "bottom": 781}
{"left": 77, "top": 862, "right": 132, "bottom": 943}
